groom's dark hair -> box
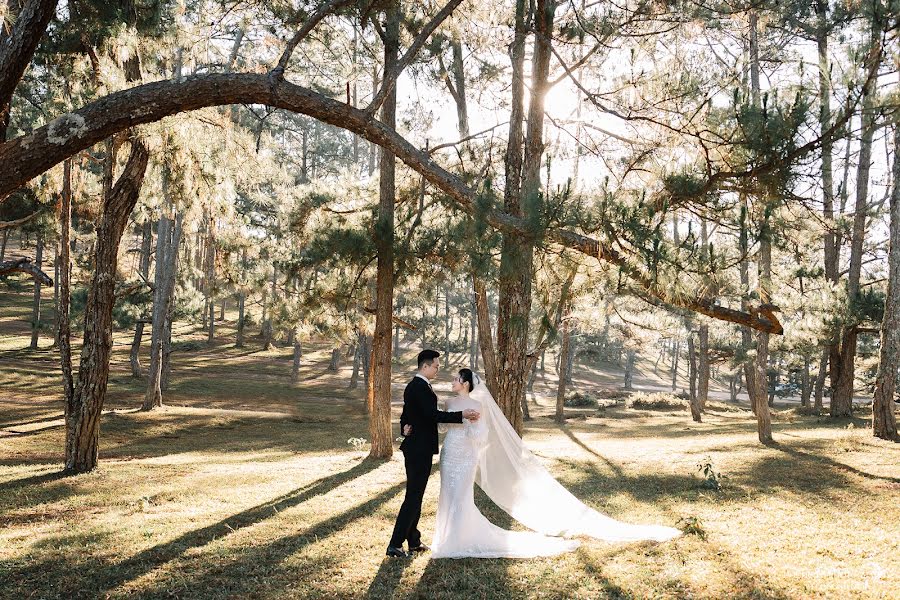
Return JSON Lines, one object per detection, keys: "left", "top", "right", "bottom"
{"left": 417, "top": 349, "right": 440, "bottom": 369}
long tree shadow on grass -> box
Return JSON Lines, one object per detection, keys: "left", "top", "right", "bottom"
{"left": 558, "top": 424, "right": 625, "bottom": 477}
{"left": 1, "top": 406, "right": 368, "bottom": 471}
{"left": 125, "top": 478, "right": 406, "bottom": 599}
{"left": 550, "top": 456, "right": 701, "bottom": 514}
{"left": 0, "top": 470, "right": 71, "bottom": 514}
{"left": 0, "top": 458, "right": 385, "bottom": 599}
{"left": 770, "top": 441, "right": 900, "bottom": 484}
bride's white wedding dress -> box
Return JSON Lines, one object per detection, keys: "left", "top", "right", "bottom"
{"left": 431, "top": 381, "right": 681, "bottom": 559}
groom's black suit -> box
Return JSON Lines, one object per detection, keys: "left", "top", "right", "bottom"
{"left": 389, "top": 375, "right": 463, "bottom": 549}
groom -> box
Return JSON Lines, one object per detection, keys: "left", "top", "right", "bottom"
{"left": 386, "top": 349, "right": 480, "bottom": 558}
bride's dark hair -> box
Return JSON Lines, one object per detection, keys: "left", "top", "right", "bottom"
{"left": 458, "top": 368, "right": 475, "bottom": 393}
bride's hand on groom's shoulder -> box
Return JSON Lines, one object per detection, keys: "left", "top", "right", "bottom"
{"left": 462, "top": 409, "right": 480, "bottom": 421}
{"left": 402, "top": 424, "right": 412, "bottom": 436}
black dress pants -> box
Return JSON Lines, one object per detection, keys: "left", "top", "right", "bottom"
{"left": 388, "top": 449, "right": 432, "bottom": 548}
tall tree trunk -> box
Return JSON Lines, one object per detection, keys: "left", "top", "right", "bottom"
{"left": 833, "top": 18, "right": 881, "bottom": 418}
{"left": 0, "top": 229, "right": 8, "bottom": 261}
{"left": 813, "top": 348, "right": 828, "bottom": 411}
{"left": 52, "top": 231, "right": 59, "bottom": 347}
{"left": 753, "top": 221, "right": 774, "bottom": 442}
{"left": 205, "top": 212, "right": 216, "bottom": 343}
{"left": 368, "top": 2, "right": 399, "bottom": 459}
{"left": 236, "top": 249, "right": 246, "bottom": 348}
{"left": 698, "top": 326, "right": 710, "bottom": 410}
{"left": 143, "top": 198, "right": 183, "bottom": 411}
{"left": 350, "top": 330, "right": 366, "bottom": 390}
{"left": 130, "top": 220, "right": 152, "bottom": 377}
{"left": 444, "top": 284, "right": 450, "bottom": 362}
{"left": 697, "top": 219, "right": 711, "bottom": 409}
{"left": 671, "top": 340, "right": 680, "bottom": 391}
{"left": 29, "top": 231, "right": 43, "bottom": 349}
{"left": 474, "top": 278, "right": 498, "bottom": 396}
{"left": 555, "top": 314, "right": 571, "bottom": 423}
{"left": 872, "top": 122, "right": 900, "bottom": 441}
{"left": 236, "top": 291, "right": 245, "bottom": 348}
{"left": 161, "top": 300, "right": 176, "bottom": 392}
{"left": 495, "top": 0, "right": 556, "bottom": 435}
{"left": 64, "top": 139, "right": 149, "bottom": 473}
{"left": 58, "top": 158, "right": 75, "bottom": 416}
{"left": 688, "top": 334, "right": 702, "bottom": 422}
{"left": 144, "top": 216, "right": 171, "bottom": 410}
{"left": 263, "top": 264, "right": 276, "bottom": 350}
{"left": 469, "top": 286, "right": 478, "bottom": 369}
{"left": 740, "top": 196, "right": 757, "bottom": 413}
{"left": 368, "top": 64, "right": 379, "bottom": 176}
{"left": 292, "top": 335, "right": 302, "bottom": 383}
{"left": 329, "top": 347, "right": 341, "bottom": 371}
{"left": 624, "top": 349, "right": 636, "bottom": 390}
{"left": 729, "top": 372, "right": 741, "bottom": 403}
{"left": 817, "top": 2, "right": 840, "bottom": 406}
{"left": 749, "top": 9, "right": 773, "bottom": 443}
{"left": 801, "top": 356, "right": 812, "bottom": 407}
{"left": 767, "top": 354, "right": 777, "bottom": 407}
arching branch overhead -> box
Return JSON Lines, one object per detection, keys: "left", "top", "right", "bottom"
{"left": 0, "top": 73, "right": 782, "bottom": 333}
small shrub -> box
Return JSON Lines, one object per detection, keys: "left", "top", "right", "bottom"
{"left": 564, "top": 391, "right": 598, "bottom": 408}
{"left": 696, "top": 456, "right": 724, "bottom": 490}
{"left": 628, "top": 392, "right": 687, "bottom": 411}
{"left": 677, "top": 515, "right": 707, "bottom": 540}
{"left": 171, "top": 340, "right": 204, "bottom": 352}
{"left": 595, "top": 387, "right": 630, "bottom": 401}
{"left": 706, "top": 401, "right": 749, "bottom": 414}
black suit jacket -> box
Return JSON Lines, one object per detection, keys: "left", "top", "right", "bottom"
{"left": 399, "top": 376, "right": 463, "bottom": 455}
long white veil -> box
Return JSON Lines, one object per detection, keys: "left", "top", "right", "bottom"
{"left": 470, "top": 378, "right": 681, "bottom": 542}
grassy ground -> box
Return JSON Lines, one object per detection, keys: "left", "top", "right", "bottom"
{"left": 1, "top": 285, "right": 899, "bottom": 599}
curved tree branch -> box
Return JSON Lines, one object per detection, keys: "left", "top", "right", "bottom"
{"left": 0, "top": 256, "right": 52, "bottom": 285}
{"left": 0, "top": 207, "right": 42, "bottom": 230}
{"left": 0, "top": 72, "right": 782, "bottom": 333}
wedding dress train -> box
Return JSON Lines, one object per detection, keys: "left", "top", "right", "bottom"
{"left": 430, "top": 381, "right": 681, "bottom": 559}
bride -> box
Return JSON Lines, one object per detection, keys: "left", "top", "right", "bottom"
{"left": 429, "top": 368, "right": 680, "bottom": 559}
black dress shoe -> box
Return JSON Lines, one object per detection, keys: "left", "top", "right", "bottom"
{"left": 386, "top": 546, "right": 409, "bottom": 558}
{"left": 408, "top": 543, "right": 430, "bottom": 553}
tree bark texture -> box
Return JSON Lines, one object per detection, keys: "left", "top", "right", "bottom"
{"left": 65, "top": 139, "right": 149, "bottom": 473}
{"left": 368, "top": 2, "right": 399, "bottom": 459}
{"left": 143, "top": 206, "right": 183, "bottom": 411}
{"left": 130, "top": 220, "right": 152, "bottom": 377}
{"left": 687, "top": 334, "right": 702, "bottom": 422}
{"left": 29, "top": 231, "right": 43, "bottom": 349}
{"left": 58, "top": 159, "right": 74, "bottom": 410}
{"left": 832, "top": 20, "right": 881, "bottom": 418}
{"left": 555, "top": 314, "right": 571, "bottom": 424}
{"left": 698, "top": 324, "right": 710, "bottom": 410}
{"left": 872, "top": 122, "right": 900, "bottom": 441}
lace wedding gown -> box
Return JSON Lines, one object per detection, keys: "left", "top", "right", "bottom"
{"left": 430, "top": 383, "right": 681, "bottom": 559}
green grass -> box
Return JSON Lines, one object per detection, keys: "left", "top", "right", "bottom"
{"left": 1, "top": 287, "right": 899, "bottom": 599}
